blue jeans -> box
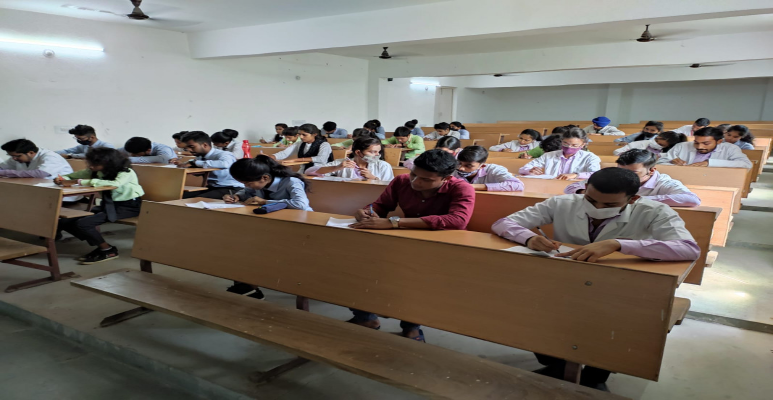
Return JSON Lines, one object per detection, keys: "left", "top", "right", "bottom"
{"left": 349, "top": 308, "right": 420, "bottom": 332}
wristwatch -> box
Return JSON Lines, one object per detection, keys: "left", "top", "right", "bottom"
{"left": 389, "top": 216, "right": 401, "bottom": 229}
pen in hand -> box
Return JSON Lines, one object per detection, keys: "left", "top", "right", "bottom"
{"left": 537, "top": 227, "right": 560, "bottom": 251}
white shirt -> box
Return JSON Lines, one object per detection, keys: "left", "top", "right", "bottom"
{"left": 658, "top": 142, "right": 752, "bottom": 169}
{"left": 306, "top": 158, "right": 394, "bottom": 181}
{"left": 423, "top": 131, "right": 461, "bottom": 141}
{"left": 219, "top": 141, "right": 245, "bottom": 160}
{"left": 564, "top": 171, "right": 701, "bottom": 207}
{"left": 520, "top": 150, "right": 601, "bottom": 178}
{"left": 673, "top": 125, "right": 694, "bottom": 136}
{"left": 0, "top": 148, "right": 73, "bottom": 177}
{"left": 583, "top": 125, "right": 624, "bottom": 136}
{"left": 613, "top": 139, "right": 662, "bottom": 156}
{"left": 489, "top": 140, "right": 539, "bottom": 152}
{"left": 273, "top": 141, "right": 333, "bottom": 173}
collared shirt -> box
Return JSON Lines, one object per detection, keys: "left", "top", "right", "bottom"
{"left": 234, "top": 176, "right": 312, "bottom": 211}
{"left": 658, "top": 142, "right": 752, "bottom": 168}
{"left": 454, "top": 164, "right": 524, "bottom": 192}
{"left": 0, "top": 148, "right": 73, "bottom": 178}
{"left": 218, "top": 141, "right": 245, "bottom": 160}
{"left": 382, "top": 135, "right": 425, "bottom": 159}
{"left": 456, "top": 129, "right": 470, "bottom": 140}
{"left": 273, "top": 141, "right": 333, "bottom": 173}
{"left": 306, "top": 158, "right": 394, "bottom": 181}
{"left": 411, "top": 127, "right": 426, "bottom": 138}
{"left": 326, "top": 128, "right": 349, "bottom": 139}
{"left": 272, "top": 137, "right": 302, "bottom": 147}
{"left": 673, "top": 125, "right": 695, "bottom": 136}
{"left": 490, "top": 140, "right": 539, "bottom": 152}
{"left": 614, "top": 132, "right": 644, "bottom": 143}
{"left": 613, "top": 139, "right": 663, "bottom": 156}
{"left": 423, "top": 131, "right": 461, "bottom": 141}
{"left": 56, "top": 139, "right": 115, "bottom": 159}
{"left": 194, "top": 148, "right": 243, "bottom": 188}
{"left": 583, "top": 125, "right": 624, "bottom": 136}
{"left": 120, "top": 142, "right": 177, "bottom": 164}
{"left": 732, "top": 141, "right": 755, "bottom": 150}
{"left": 368, "top": 174, "right": 475, "bottom": 230}
{"left": 375, "top": 127, "right": 386, "bottom": 140}
{"left": 519, "top": 150, "right": 601, "bottom": 178}
{"left": 65, "top": 169, "right": 145, "bottom": 201}
{"left": 564, "top": 171, "right": 701, "bottom": 207}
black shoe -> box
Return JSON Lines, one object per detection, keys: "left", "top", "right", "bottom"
{"left": 247, "top": 288, "right": 265, "bottom": 300}
{"left": 226, "top": 282, "right": 254, "bottom": 295}
{"left": 80, "top": 247, "right": 119, "bottom": 265}
{"left": 77, "top": 248, "right": 102, "bottom": 262}
{"left": 580, "top": 382, "right": 609, "bottom": 392}
{"left": 532, "top": 365, "right": 564, "bottom": 379}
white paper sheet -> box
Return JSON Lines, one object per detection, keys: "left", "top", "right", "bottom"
{"left": 312, "top": 176, "right": 358, "bottom": 182}
{"left": 34, "top": 182, "right": 59, "bottom": 187}
{"left": 326, "top": 217, "right": 357, "bottom": 228}
{"left": 503, "top": 245, "right": 575, "bottom": 258}
{"left": 519, "top": 175, "right": 558, "bottom": 179}
{"left": 185, "top": 201, "right": 246, "bottom": 210}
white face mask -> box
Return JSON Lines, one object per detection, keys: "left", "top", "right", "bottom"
{"left": 362, "top": 155, "right": 380, "bottom": 164}
{"left": 648, "top": 140, "right": 663, "bottom": 150}
{"left": 583, "top": 198, "right": 623, "bottom": 220}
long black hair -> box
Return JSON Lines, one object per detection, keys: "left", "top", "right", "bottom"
{"left": 728, "top": 125, "right": 755, "bottom": 144}
{"left": 211, "top": 129, "right": 239, "bottom": 145}
{"left": 230, "top": 155, "right": 311, "bottom": 192}
{"left": 348, "top": 137, "right": 383, "bottom": 160}
{"left": 85, "top": 148, "right": 131, "bottom": 181}
{"left": 436, "top": 136, "right": 461, "bottom": 151}
{"left": 657, "top": 131, "right": 688, "bottom": 153}
{"left": 297, "top": 123, "right": 333, "bottom": 168}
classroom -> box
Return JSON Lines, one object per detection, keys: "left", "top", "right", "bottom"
{"left": 0, "top": 1, "right": 772, "bottom": 399}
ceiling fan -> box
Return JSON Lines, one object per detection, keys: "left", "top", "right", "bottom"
{"left": 374, "top": 47, "right": 410, "bottom": 60}
{"left": 61, "top": 1, "right": 200, "bottom": 27}
{"left": 689, "top": 63, "right": 735, "bottom": 68}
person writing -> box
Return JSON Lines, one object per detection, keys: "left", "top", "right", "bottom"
{"left": 454, "top": 146, "right": 524, "bottom": 191}
{"left": 519, "top": 128, "right": 601, "bottom": 179}
{"left": 56, "top": 125, "right": 115, "bottom": 159}
{"left": 1, "top": 139, "right": 73, "bottom": 178}
{"left": 175, "top": 131, "right": 243, "bottom": 198}
{"left": 382, "top": 126, "right": 426, "bottom": 160}
{"left": 658, "top": 127, "right": 752, "bottom": 168}
{"left": 306, "top": 137, "right": 394, "bottom": 181}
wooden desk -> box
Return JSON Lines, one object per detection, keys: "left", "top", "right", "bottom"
{"left": 741, "top": 149, "right": 765, "bottom": 181}
{"left": 0, "top": 178, "right": 116, "bottom": 197}
{"left": 468, "top": 133, "right": 506, "bottom": 148}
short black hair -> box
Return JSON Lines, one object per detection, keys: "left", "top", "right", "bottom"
{"left": 436, "top": 136, "right": 461, "bottom": 151}
{"left": 393, "top": 126, "right": 411, "bottom": 137}
{"left": 695, "top": 118, "right": 710, "bottom": 127}
{"left": 69, "top": 125, "right": 95, "bottom": 137}
{"left": 404, "top": 119, "right": 418, "bottom": 129}
{"left": 282, "top": 126, "right": 298, "bottom": 137}
{"left": 2, "top": 139, "right": 38, "bottom": 154}
{"left": 588, "top": 168, "right": 640, "bottom": 197}
{"left": 563, "top": 127, "right": 588, "bottom": 141}
{"left": 457, "top": 146, "right": 488, "bottom": 163}
{"left": 551, "top": 126, "right": 569, "bottom": 135}
{"left": 644, "top": 121, "right": 664, "bottom": 132}
{"left": 520, "top": 129, "right": 541, "bottom": 141}
{"left": 539, "top": 134, "right": 563, "bottom": 152}
{"left": 322, "top": 121, "right": 337, "bottom": 132}
{"left": 230, "top": 155, "right": 310, "bottom": 192}
{"left": 715, "top": 124, "right": 732, "bottom": 133}
{"left": 275, "top": 123, "right": 288, "bottom": 129}
{"left": 434, "top": 122, "right": 450, "bottom": 131}
{"left": 211, "top": 129, "right": 239, "bottom": 144}
{"left": 182, "top": 131, "right": 211, "bottom": 146}
{"left": 616, "top": 149, "right": 658, "bottom": 169}
{"left": 172, "top": 131, "right": 189, "bottom": 140}
{"left": 298, "top": 123, "right": 320, "bottom": 135}
{"left": 412, "top": 149, "right": 458, "bottom": 177}
{"left": 369, "top": 119, "right": 382, "bottom": 128}
{"left": 350, "top": 137, "right": 382, "bottom": 158}
{"left": 124, "top": 137, "right": 152, "bottom": 154}
{"left": 363, "top": 121, "right": 378, "bottom": 130}
{"left": 694, "top": 127, "right": 724, "bottom": 141}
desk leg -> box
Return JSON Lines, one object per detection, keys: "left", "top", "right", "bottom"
{"left": 140, "top": 260, "right": 153, "bottom": 273}
{"left": 4, "top": 239, "right": 79, "bottom": 293}
{"left": 86, "top": 194, "right": 97, "bottom": 212}
{"left": 563, "top": 362, "right": 582, "bottom": 384}
{"left": 98, "top": 260, "right": 154, "bottom": 327}
{"left": 296, "top": 296, "right": 309, "bottom": 311}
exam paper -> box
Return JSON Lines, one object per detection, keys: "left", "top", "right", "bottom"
{"left": 185, "top": 201, "right": 246, "bottom": 210}
{"left": 326, "top": 217, "right": 357, "bottom": 228}
{"left": 504, "top": 245, "right": 575, "bottom": 258}
{"left": 34, "top": 182, "right": 59, "bottom": 187}
{"left": 519, "top": 175, "right": 558, "bottom": 179}
{"left": 312, "top": 176, "right": 358, "bottom": 182}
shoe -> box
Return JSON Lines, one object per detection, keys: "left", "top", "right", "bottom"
{"left": 580, "top": 382, "right": 609, "bottom": 392}
{"left": 247, "top": 288, "right": 265, "bottom": 300}
{"left": 80, "top": 247, "right": 119, "bottom": 264}
{"left": 77, "top": 248, "right": 102, "bottom": 262}
{"left": 403, "top": 329, "right": 425, "bottom": 342}
{"left": 346, "top": 317, "right": 381, "bottom": 330}
{"left": 226, "top": 282, "right": 254, "bottom": 295}
{"left": 532, "top": 365, "right": 564, "bottom": 379}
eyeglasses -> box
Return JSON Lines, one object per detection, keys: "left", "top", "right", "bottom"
{"left": 561, "top": 142, "right": 584, "bottom": 148}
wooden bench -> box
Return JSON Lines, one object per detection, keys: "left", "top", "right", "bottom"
{"left": 741, "top": 149, "right": 765, "bottom": 181}
{"left": 467, "top": 133, "right": 506, "bottom": 148}
{"left": 58, "top": 208, "right": 94, "bottom": 219}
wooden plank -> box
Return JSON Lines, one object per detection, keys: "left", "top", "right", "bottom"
{"left": 66, "top": 159, "right": 87, "bottom": 171}
{"left": 132, "top": 165, "right": 187, "bottom": 202}
{"left": 58, "top": 208, "right": 94, "bottom": 219}
{"left": 587, "top": 143, "right": 623, "bottom": 156}
{"left": 0, "top": 181, "right": 63, "bottom": 238}
{"left": 0, "top": 237, "right": 48, "bottom": 261}
{"left": 492, "top": 158, "right": 531, "bottom": 174}
{"left": 668, "top": 297, "right": 691, "bottom": 333}
{"left": 467, "top": 133, "right": 506, "bottom": 148}
{"left": 73, "top": 270, "right": 625, "bottom": 400}
{"left": 383, "top": 148, "right": 403, "bottom": 167}
{"left": 741, "top": 149, "right": 764, "bottom": 181}
{"left": 655, "top": 165, "right": 748, "bottom": 212}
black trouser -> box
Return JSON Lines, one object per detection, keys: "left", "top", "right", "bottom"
{"left": 58, "top": 199, "right": 142, "bottom": 246}
{"left": 535, "top": 353, "right": 611, "bottom": 384}
{"left": 349, "top": 308, "right": 420, "bottom": 332}
{"left": 183, "top": 186, "right": 241, "bottom": 199}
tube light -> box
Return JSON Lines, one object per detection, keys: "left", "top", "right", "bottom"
{"left": 0, "top": 37, "right": 104, "bottom": 52}
{"left": 410, "top": 80, "right": 440, "bottom": 87}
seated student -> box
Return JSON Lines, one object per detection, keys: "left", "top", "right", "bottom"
{"left": 583, "top": 117, "right": 624, "bottom": 136}
{"left": 330, "top": 128, "right": 377, "bottom": 149}
{"left": 56, "top": 125, "right": 115, "bottom": 159}
{"left": 520, "top": 129, "right": 565, "bottom": 159}
{"left": 715, "top": 124, "right": 731, "bottom": 133}
{"left": 211, "top": 129, "right": 245, "bottom": 159}
{"left": 403, "top": 136, "right": 461, "bottom": 170}
{"left": 492, "top": 167, "right": 699, "bottom": 390}
{"left": 349, "top": 149, "right": 476, "bottom": 341}
{"left": 382, "top": 126, "right": 426, "bottom": 160}
{"left": 673, "top": 118, "right": 710, "bottom": 136}
{"left": 424, "top": 122, "right": 460, "bottom": 141}
{"left": 450, "top": 121, "right": 470, "bottom": 139}
{"left": 272, "top": 126, "right": 301, "bottom": 148}
{"left": 271, "top": 123, "right": 333, "bottom": 173}
{"left": 519, "top": 128, "right": 601, "bottom": 180}
{"left": 371, "top": 119, "right": 387, "bottom": 140}
{"left": 120, "top": 137, "right": 177, "bottom": 164}
{"left": 490, "top": 129, "right": 541, "bottom": 152}
{"left": 1, "top": 139, "right": 73, "bottom": 178}
{"left": 307, "top": 137, "right": 394, "bottom": 181}
{"left": 454, "top": 146, "right": 524, "bottom": 192}
{"left": 322, "top": 121, "right": 350, "bottom": 139}
{"left": 405, "top": 119, "right": 425, "bottom": 138}
{"left": 172, "top": 131, "right": 191, "bottom": 155}
{"left": 658, "top": 127, "right": 753, "bottom": 168}
{"left": 614, "top": 130, "right": 686, "bottom": 157}
{"left": 55, "top": 148, "right": 144, "bottom": 264}
{"left": 614, "top": 121, "right": 664, "bottom": 143}
{"left": 175, "top": 131, "right": 243, "bottom": 198}
{"left": 566, "top": 149, "right": 701, "bottom": 207}
{"left": 724, "top": 125, "right": 756, "bottom": 150}
{"left": 261, "top": 123, "right": 287, "bottom": 144}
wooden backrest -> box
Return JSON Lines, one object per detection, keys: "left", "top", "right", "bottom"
{"left": 253, "top": 147, "right": 286, "bottom": 156}
{"left": 468, "top": 133, "right": 505, "bottom": 148}
{"left": 327, "top": 138, "right": 349, "bottom": 144}
{"left": 491, "top": 158, "right": 530, "bottom": 173}
{"left": 654, "top": 165, "right": 748, "bottom": 210}
{"left": 460, "top": 139, "right": 482, "bottom": 147}
{"left": 66, "top": 159, "right": 87, "bottom": 172}
{"left": 132, "top": 165, "right": 187, "bottom": 202}
{"left": 0, "top": 181, "right": 63, "bottom": 238}
{"left": 586, "top": 143, "right": 623, "bottom": 156}
{"left": 741, "top": 149, "right": 764, "bottom": 179}
{"left": 383, "top": 148, "right": 402, "bottom": 167}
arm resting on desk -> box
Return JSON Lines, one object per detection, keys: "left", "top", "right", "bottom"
{"left": 0, "top": 169, "right": 50, "bottom": 178}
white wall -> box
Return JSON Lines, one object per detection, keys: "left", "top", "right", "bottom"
{"left": 0, "top": 9, "right": 368, "bottom": 151}
{"left": 377, "top": 78, "right": 437, "bottom": 131}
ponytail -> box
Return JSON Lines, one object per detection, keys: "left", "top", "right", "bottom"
{"left": 229, "top": 155, "right": 311, "bottom": 192}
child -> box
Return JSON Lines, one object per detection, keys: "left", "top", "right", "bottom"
{"left": 1, "top": 139, "right": 73, "bottom": 178}
{"left": 176, "top": 131, "right": 243, "bottom": 198}
{"left": 454, "top": 146, "right": 524, "bottom": 191}
{"left": 273, "top": 126, "right": 301, "bottom": 148}
{"left": 322, "top": 121, "right": 350, "bottom": 139}
{"left": 424, "top": 122, "right": 460, "bottom": 141}
{"left": 307, "top": 137, "right": 394, "bottom": 181}
{"left": 371, "top": 119, "right": 387, "bottom": 140}
{"left": 261, "top": 123, "right": 287, "bottom": 144}
{"left": 450, "top": 121, "right": 470, "bottom": 139}
{"left": 519, "top": 128, "right": 601, "bottom": 179}
{"left": 223, "top": 156, "right": 313, "bottom": 300}
{"left": 490, "top": 129, "right": 541, "bottom": 152}
{"left": 349, "top": 149, "right": 476, "bottom": 342}
{"left": 211, "top": 129, "right": 245, "bottom": 159}
{"left": 271, "top": 123, "right": 333, "bottom": 173}
{"left": 56, "top": 125, "right": 115, "bottom": 159}
{"left": 613, "top": 130, "right": 686, "bottom": 156}
{"left": 120, "top": 137, "right": 177, "bottom": 164}
{"left": 331, "top": 128, "right": 378, "bottom": 149}
{"left": 614, "top": 121, "right": 664, "bottom": 143}
{"left": 55, "top": 148, "right": 144, "bottom": 264}
{"left": 566, "top": 149, "right": 701, "bottom": 207}
{"left": 403, "top": 136, "right": 460, "bottom": 170}
{"left": 658, "top": 127, "right": 752, "bottom": 168}
{"left": 520, "top": 132, "right": 564, "bottom": 159}
{"left": 405, "top": 119, "right": 425, "bottom": 138}
{"left": 382, "top": 126, "right": 426, "bottom": 159}
{"left": 582, "top": 117, "right": 624, "bottom": 136}
{"left": 724, "top": 125, "right": 756, "bottom": 150}
{"left": 673, "top": 118, "right": 710, "bottom": 136}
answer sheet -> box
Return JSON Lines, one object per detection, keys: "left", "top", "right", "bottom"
{"left": 504, "top": 245, "right": 575, "bottom": 258}
{"left": 326, "top": 217, "right": 357, "bottom": 228}
{"left": 184, "top": 201, "right": 246, "bottom": 210}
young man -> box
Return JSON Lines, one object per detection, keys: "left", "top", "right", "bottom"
{"left": 1, "top": 139, "right": 73, "bottom": 178}
{"left": 673, "top": 118, "right": 710, "bottom": 136}
{"left": 424, "top": 122, "right": 461, "bottom": 141}
{"left": 349, "top": 149, "right": 476, "bottom": 342}
{"left": 175, "top": 131, "right": 243, "bottom": 198}
{"left": 382, "top": 126, "right": 426, "bottom": 159}
{"left": 614, "top": 121, "right": 663, "bottom": 143}
{"left": 658, "top": 127, "right": 752, "bottom": 168}
{"left": 582, "top": 116, "right": 624, "bottom": 136}
{"left": 56, "top": 125, "right": 115, "bottom": 158}
{"left": 322, "top": 121, "right": 350, "bottom": 139}
{"left": 120, "top": 137, "right": 177, "bottom": 164}
{"left": 454, "top": 146, "right": 524, "bottom": 192}
{"left": 565, "top": 149, "right": 701, "bottom": 207}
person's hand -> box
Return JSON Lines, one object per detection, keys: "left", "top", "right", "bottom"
{"left": 529, "top": 167, "right": 545, "bottom": 175}
{"left": 359, "top": 167, "right": 377, "bottom": 180}
{"left": 59, "top": 180, "right": 78, "bottom": 187}
{"left": 557, "top": 173, "right": 578, "bottom": 180}
{"left": 53, "top": 175, "right": 64, "bottom": 185}
{"left": 259, "top": 138, "right": 268, "bottom": 144}
{"left": 244, "top": 196, "right": 267, "bottom": 206}
{"left": 556, "top": 239, "right": 621, "bottom": 262}
{"left": 688, "top": 161, "right": 709, "bottom": 167}
{"left": 503, "top": 148, "right": 515, "bottom": 153}
{"left": 168, "top": 158, "right": 179, "bottom": 164}
{"left": 671, "top": 158, "right": 687, "bottom": 166}
{"left": 350, "top": 217, "right": 393, "bottom": 230}
{"left": 340, "top": 159, "right": 357, "bottom": 170}
{"left": 386, "top": 144, "right": 399, "bottom": 148}
{"left": 279, "top": 159, "right": 297, "bottom": 166}
{"left": 526, "top": 236, "right": 562, "bottom": 252}
{"left": 223, "top": 194, "right": 240, "bottom": 203}
{"left": 519, "top": 153, "right": 532, "bottom": 159}
{"left": 354, "top": 208, "right": 374, "bottom": 221}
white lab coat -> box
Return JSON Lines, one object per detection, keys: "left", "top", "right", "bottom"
{"left": 657, "top": 142, "right": 752, "bottom": 168}
{"left": 0, "top": 148, "right": 73, "bottom": 177}
{"left": 220, "top": 141, "right": 245, "bottom": 160}
{"left": 612, "top": 139, "right": 661, "bottom": 156}
{"left": 489, "top": 140, "right": 539, "bottom": 152}
{"left": 521, "top": 150, "right": 601, "bottom": 177}
{"left": 672, "top": 125, "right": 694, "bottom": 136}
{"left": 583, "top": 125, "right": 624, "bottom": 136}
{"left": 307, "top": 158, "right": 394, "bottom": 181}
{"left": 424, "top": 131, "right": 461, "bottom": 141}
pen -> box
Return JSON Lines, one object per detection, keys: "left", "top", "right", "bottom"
{"left": 537, "top": 227, "right": 559, "bottom": 251}
{"left": 369, "top": 203, "right": 374, "bottom": 217}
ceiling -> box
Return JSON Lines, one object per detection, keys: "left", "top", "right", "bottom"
{"left": 0, "top": 0, "right": 447, "bottom": 32}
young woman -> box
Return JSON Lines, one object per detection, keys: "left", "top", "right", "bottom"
{"left": 519, "top": 128, "right": 601, "bottom": 180}
{"left": 454, "top": 146, "right": 524, "bottom": 192}
{"left": 271, "top": 123, "right": 333, "bottom": 173}
{"left": 449, "top": 121, "right": 470, "bottom": 139}
{"left": 211, "top": 129, "right": 245, "bottom": 159}
{"left": 307, "top": 137, "right": 394, "bottom": 181}
{"left": 405, "top": 119, "right": 425, "bottom": 138}
{"left": 371, "top": 119, "right": 386, "bottom": 140}
{"left": 382, "top": 126, "right": 426, "bottom": 159}
{"left": 272, "top": 126, "right": 300, "bottom": 148}
{"left": 331, "top": 128, "right": 379, "bottom": 149}
{"left": 490, "top": 129, "right": 541, "bottom": 152}
{"left": 614, "top": 130, "right": 687, "bottom": 156}
{"left": 403, "top": 136, "right": 461, "bottom": 170}
{"left": 724, "top": 125, "right": 756, "bottom": 150}
{"left": 261, "top": 123, "right": 287, "bottom": 144}
{"left": 55, "top": 148, "right": 144, "bottom": 264}
{"left": 519, "top": 134, "right": 562, "bottom": 159}
{"left": 614, "top": 121, "right": 664, "bottom": 143}
{"left": 424, "top": 122, "right": 460, "bottom": 141}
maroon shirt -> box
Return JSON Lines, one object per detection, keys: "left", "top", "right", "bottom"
{"left": 368, "top": 174, "right": 476, "bottom": 230}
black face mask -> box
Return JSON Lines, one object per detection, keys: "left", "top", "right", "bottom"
{"left": 77, "top": 139, "right": 92, "bottom": 146}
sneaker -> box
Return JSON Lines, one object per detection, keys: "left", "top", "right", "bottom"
{"left": 77, "top": 248, "right": 102, "bottom": 262}
{"left": 80, "top": 247, "right": 119, "bottom": 264}
{"left": 226, "top": 282, "right": 254, "bottom": 295}
{"left": 247, "top": 288, "right": 265, "bottom": 300}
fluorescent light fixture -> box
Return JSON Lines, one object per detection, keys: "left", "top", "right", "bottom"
{"left": 0, "top": 38, "right": 104, "bottom": 52}
{"left": 410, "top": 80, "right": 440, "bottom": 87}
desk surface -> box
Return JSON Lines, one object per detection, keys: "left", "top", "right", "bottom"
{"left": 139, "top": 164, "right": 221, "bottom": 174}
{"left": 0, "top": 178, "right": 116, "bottom": 195}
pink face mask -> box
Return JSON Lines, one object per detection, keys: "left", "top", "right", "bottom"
{"left": 562, "top": 146, "right": 581, "bottom": 156}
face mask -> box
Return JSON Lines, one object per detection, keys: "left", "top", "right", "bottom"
{"left": 77, "top": 139, "right": 92, "bottom": 146}
{"left": 456, "top": 169, "right": 475, "bottom": 178}
{"left": 562, "top": 146, "right": 581, "bottom": 156}
{"left": 362, "top": 155, "right": 380, "bottom": 164}
{"left": 649, "top": 141, "right": 663, "bottom": 150}
{"left": 583, "top": 198, "right": 623, "bottom": 220}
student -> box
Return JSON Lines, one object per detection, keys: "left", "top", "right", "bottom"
{"left": 403, "top": 136, "right": 461, "bottom": 170}
{"left": 272, "top": 126, "right": 301, "bottom": 148}
{"left": 349, "top": 149, "right": 476, "bottom": 341}
{"left": 261, "top": 123, "right": 287, "bottom": 144}
{"left": 519, "top": 128, "right": 601, "bottom": 179}
{"left": 724, "top": 125, "right": 756, "bottom": 150}
{"left": 382, "top": 126, "right": 426, "bottom": 159}
{"left": 566, "top": 149, "right": 701, "bottom": 207}
{"left": 271, "top": 123, "right": 333, "bottom": 173}
{"left": 424, "top": 122, "right": 460, "bottom": 141}
{"left": 658, "top": 127, "right": 752, "bottom": 168}
{"left": 371, "top": 119, "right": 387, "bottom": 140}
{"left": 449, "top": 121, "right": 470, "bottom": 139}
{"left": 490, "top": 129, "right": 541, "bottom": 152}
{"left": 0, "top": 139, "right": 73, "bottom": 178}
{"left": 175, "top": 131, "right": 243, "bottom": 198}
{"left": 120, "top": 137, "right": 177, "bottom": 164}
{"left": 715, "top": 124, "right": 732, "bottom": 133}
{"left": 307, "top": 137, "right": 394, "bottom": 181}
{"left": 172, "top": 131, "right": 190, "bottom": 154}
{"left": 613, "top": 130, "right": 686, "bottom": 156}
{"left": 223, "top": 156, "right": 312, "bottom": 300}
{"left": 614, "top": 121, "right": 664, "bottom": 143}
{"left": 330, "top": 128, "right": 378, "bottom": 149}
{"left": 583, "top": 117, "right": 624, "bottom": 136}
{"left": 322, "top": 121, "right": 350, "bottom": 139}
{"left": 454, "top": 146, "right": 524, "bottom": 192}
{"left": 520, "top": 134, "right": 562, "bottom": 159}
{"left": 673, "top": 118, "right": 710, "bottom": 136}
{"left": 405, "top": 119, "right": 425, "bottom": 138}
{"left": 55, "top": 148, "right": 144, "bottom": 264}
{"left": 362, "top": 120, "right": 380, "bottom": 138}
{"left": 56, "top": 125, "right": 115, "bottom": 158}
{"left": 211, "top": 129, "right": 245, "bottom": 159}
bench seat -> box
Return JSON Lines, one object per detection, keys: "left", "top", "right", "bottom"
{"left": 115, "top": 217, "right": 139, "bottom": 226}
{"left": 58, "top": 208, "right": 94, "bottom": 219}
{"left": 183, "top": 186, "right": 209, "bottom": 192}
{"left": 0, "top": 237, "right": 48, "bottom": 261}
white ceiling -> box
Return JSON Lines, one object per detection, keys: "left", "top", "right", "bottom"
{"left": 0, "top": 0, "right": 447, "bottom": 32}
